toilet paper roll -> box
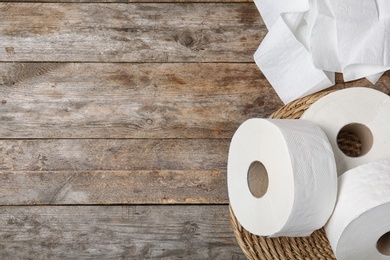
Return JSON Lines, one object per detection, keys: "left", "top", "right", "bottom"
{"left": 301, "top": 87, "right": 390, "bottom": 175}
{"left": 325, "top": 160, "right": 390, "bottom": 260}
{"left": 228, "top": 118, "right": 337, "bottom": 237}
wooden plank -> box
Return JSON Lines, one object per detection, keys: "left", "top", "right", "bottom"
{"left": 0, "top": 138, "right": 229, "bottom": 205}
{"left": 0, "top": 139, "right": 228, "bottom": 171}
{"left": 0, "top": 205, "right": 245, "bottom": 259}
{"left": 0, "top": 170, "right": 227, "bottom": 204}
{"left": 1, "top": 64, "right": 390, "bottom": 139}
{"left": 0, "top": 3, "right": 264, "bottom": 62}
{"left": 0, "top": 62, "right": 280, "bottom": 139}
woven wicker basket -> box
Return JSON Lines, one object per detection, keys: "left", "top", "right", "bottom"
{"left": 230, "top": 90, "right": 362, "bottom": 260}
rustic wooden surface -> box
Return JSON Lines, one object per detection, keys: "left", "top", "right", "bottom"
{"left": 0, "top": 139, "right": 229, "bottom": 205}
{"left": 0, "top": 63, "right": 278, "bottom": 138}
{"left": 0, "top": 205, "right": 245, "bottom": 259}
{"left": 0, "top": 3, "right": 263, "bottom": 62}
{"left": 1, "top": 0, "right": 389, "bottom": 259}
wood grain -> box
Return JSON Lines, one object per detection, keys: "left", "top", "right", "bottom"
{"left": 0, "top": 138, "right": 229, "bottom": 204}
{"left": 0, "top": 139, "right": 228, "bottom": 171}
{"left": 0, "top": 170, "right": 227, "bottom": 204}
{"left": 0, "top": 205, "right": 245, "bottom": 259}
{"left": 0, "top": 62, "right": 280, "bottom": 139}
{"left": 0, "top": 3, "right": 264, "bottom": 62}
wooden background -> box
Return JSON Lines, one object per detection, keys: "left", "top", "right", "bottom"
{"left": 1, "top": 0, "right": 389, "bottom": 259}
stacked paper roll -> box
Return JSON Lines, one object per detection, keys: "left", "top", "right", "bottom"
{"left": 301, "top": 87, "right": 390, "bottom": 175}
{"left": 228, "top": 87, "right": 390, "bottom": 259}
{"left": 301, "top": 87, "right": 390, "bottom": 259}
{"left": 325, "top": 161, "right": 390, "bottom": 260}
{"left": 228, "top": 118, "right": 337, "bottom": 237}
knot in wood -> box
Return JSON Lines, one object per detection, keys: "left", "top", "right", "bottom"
{"left": 176, "top": 32, "right": 196, "bottom": 48}
{"left": 183, "top": 221, "right": 199, "bottom": 235}
{"left": 5, "top": 46, "right": 15, "bottom": 54}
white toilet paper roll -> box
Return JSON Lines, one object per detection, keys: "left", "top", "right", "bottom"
{"left": 301, "top": 87, "right": 390, "bottom": 175}
{"left": 228, "top": 118, "right": 337, "bottom": 237}
{"left": 325, "top": 160, "right": 390, "bottom": 260}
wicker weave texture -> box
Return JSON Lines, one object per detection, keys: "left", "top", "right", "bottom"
{"left": 230, "top": 90, "right": 361, "bottom": 260}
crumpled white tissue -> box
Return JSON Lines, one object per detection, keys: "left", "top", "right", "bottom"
{"left": 254, "top": 0, "right": 390, "bottom": 104}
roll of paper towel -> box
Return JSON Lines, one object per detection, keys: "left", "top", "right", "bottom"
{"left": 325, "top": 160, "right": 390, "bottom": 260}
{"left": 301, "top": 87, "right": 390, "bottom": 175}
{"left": 228, "top": 118, "right": 337, "bottom": 237}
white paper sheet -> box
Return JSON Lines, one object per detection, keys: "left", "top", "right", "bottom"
{"left": 254, "top": 15, "right": 335, "bottom": 103}
{"left": 254, "top": 0, "right": 390, "bottom": 104}
{"left": 253, "top": 0, "right": 309, "bottom": 29}
{"left": 376, "top": 0, "right": 390, "bottom": 20}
